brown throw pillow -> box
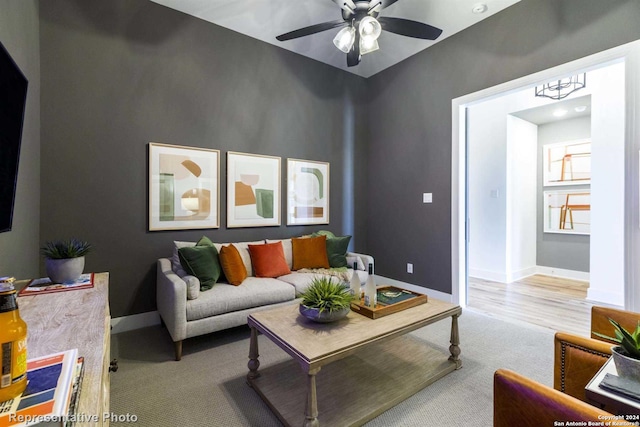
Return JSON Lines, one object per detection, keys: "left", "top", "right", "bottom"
{"left": 292, "top": 235, "right": 330, "bottom": 270}
{"left": 219, "top": 244, "right": 247, "bottom": 286}
{"left": 248, "top": 241, "right": 292, "bottom": 278}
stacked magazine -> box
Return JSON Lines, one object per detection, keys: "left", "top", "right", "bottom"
{"left": 0, "top": 349, "right": 85, "bottom": 427}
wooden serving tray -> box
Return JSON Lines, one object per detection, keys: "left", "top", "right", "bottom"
{"left": 350, "top": 286, "right": 428, "bottom": 319}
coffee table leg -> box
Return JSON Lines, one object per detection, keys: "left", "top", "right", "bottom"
{"left": 449, "top": 313, "right": 462, "bottom": 369}
{"left": 304, "top": 367, "right": 321, "bottom": 427}
{"left": 247, "top": 326, "right": 260, "bottom": 383}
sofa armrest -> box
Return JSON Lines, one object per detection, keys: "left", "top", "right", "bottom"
{"left": 157, "top": 258, "right": 188, "bottom": 342}
{"left": 494, "top": 369, "right": 612, "bottom": 427}
{"left": 553, "top": 332, "right": 612, "bottom": 402}
{"left": 347, "top": 252, "right": 374, "bottom": 271}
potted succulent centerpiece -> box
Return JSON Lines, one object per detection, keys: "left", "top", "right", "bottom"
{"left": 41, "top": 238, "right": 93, "bottom": 284}
{"left": 299, "top": 277, "right": 354, "bottom": 323}
{"left": 594, "top": 318, "right": 640, "bottom": 381}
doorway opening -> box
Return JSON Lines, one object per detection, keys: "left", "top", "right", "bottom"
{"left": 452, "top": 40, "right": 640, "bottom": 327}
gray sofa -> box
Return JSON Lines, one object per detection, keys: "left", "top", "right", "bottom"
{"left": 156, "top": 238, "right": 373, "bottom": 360}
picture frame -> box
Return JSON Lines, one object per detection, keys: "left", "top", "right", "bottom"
{"left": 287, "top": 158, "right": 330, "bottom": 225}
{"left": 227, "top": 152, "right": 281, "bottom": 228}
{"left": 543, "top": 139, "right": 591, "bottom": 186}
{"left": 148, "top": 142, "right": 220, "bottom": 231}
{"left": 543, "top": 189, "right": 590, "bottom": 235}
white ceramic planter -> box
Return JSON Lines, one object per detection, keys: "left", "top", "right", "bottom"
{"left": 612, "top": 346, "right": 640, "bottom": 381}
{"left": 45, "top": 256, "right": 85, "bottom": 284}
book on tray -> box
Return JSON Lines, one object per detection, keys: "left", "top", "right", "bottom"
{"left": 18, "top": 274, "right": 94, "bottom": 297}
{"left": 0, "top": 349, "right": 83, "bottom": 427}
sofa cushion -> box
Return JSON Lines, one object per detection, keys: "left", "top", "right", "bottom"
{"left": 185, "top": 277, "right": 296, "bottom": 321}
{"left": 219, "top": 244, "right": 247, "bottom": 286}
{"left": 326, "top": 235, "right": 351, "bottom": 268}
{"left": 249, "top": 241, "right": 291, "bottom": 278}
{"left": 178, "top": 245, "right": 221, "bottom": 291}
{"left": 214, "top": 240, "right": 264, "bottom": 277}
{"left": 292, "top": 235, "right": 330, "bottom": 270}
{"left": 266, "top": 239, "right": 293, "bottom": 269}
{"left": 277, "top": 272, "right": 341, "bottom": 296}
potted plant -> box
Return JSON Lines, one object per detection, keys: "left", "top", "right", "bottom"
{"left": 41, "top": 238, "right": 93, "bottom": 284}
{"left": 594, "top": 318, "right": 640, "bottom": 380}
{"left": 299, "top": 277, "right": 354, "bottom": 323}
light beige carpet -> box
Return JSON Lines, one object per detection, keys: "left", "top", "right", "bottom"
{"left": 110, "top": 309, "right": 555, "bottom": 426}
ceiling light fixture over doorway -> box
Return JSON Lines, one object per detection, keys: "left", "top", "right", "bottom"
{"left": 535, "top": 74, "right": 587, "bottom": 100}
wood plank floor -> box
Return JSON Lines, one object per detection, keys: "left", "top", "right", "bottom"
{"left": 467, "top": 275, "right": 592, "bottom": 337}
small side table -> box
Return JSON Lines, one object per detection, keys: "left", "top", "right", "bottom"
{"left": 586, "top": 358, "right": 640, "bottom": 416}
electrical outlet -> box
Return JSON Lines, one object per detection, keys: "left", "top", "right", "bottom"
{"left": 407, "top": 263, "right": 413, "bottom": 274}
{"left": 423, "top": 193, "right": 432, "bottom": 203}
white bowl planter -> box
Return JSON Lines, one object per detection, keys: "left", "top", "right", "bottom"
{"left": 45, "top": 257, "right": 85, "bottom": 284}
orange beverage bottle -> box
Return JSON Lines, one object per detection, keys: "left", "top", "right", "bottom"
{"left": 0, "top": 281, "right": 27, "bottom": 402}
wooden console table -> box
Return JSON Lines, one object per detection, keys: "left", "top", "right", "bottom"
{"left": 16, "top": 272, "right": 112, "bottom": 426}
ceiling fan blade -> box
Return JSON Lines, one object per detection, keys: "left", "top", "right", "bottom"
{"left": 368, "top": 0, "right": 399, "bottom": 13}
{"left": 331, "top": 0, "right": 356, "bottom": 13}
{"left": 378, "top": 17, "right": 443, "bottom": 40}
{"left": 276, "top": 20, "right": 347, "bottom": 42}
{"left": 347, "top": 32, "right": 360, "bottom": 67}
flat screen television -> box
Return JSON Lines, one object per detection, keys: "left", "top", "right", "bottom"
{"left": 0, "top": 40, "right": 28, "bottom": 233}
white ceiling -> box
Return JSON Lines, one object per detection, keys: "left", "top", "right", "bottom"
{"left": 150, "top": 0, "right": 521, "bottom": 78}
{"left": 512, "top": 95, "right": 592, "bottom": 126}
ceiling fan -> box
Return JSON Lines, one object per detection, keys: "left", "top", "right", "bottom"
{"left": 275, "top": 0, "right": 443, "bottom": 67}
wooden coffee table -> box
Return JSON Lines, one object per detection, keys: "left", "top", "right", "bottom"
{"left": 246, "top": 297, "right": 462, "bottom": 427}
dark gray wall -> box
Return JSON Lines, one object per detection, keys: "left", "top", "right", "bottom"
{"left": 0, "top": 1, "right": 40, "bottom": 279}
{"left": 39, "top": 0, "right": 368, "bottom": 317}
{"left": 366, "top": 0, "right": 640, "bottom": 293}
{"left": 537, "top": 116, "right": 591, "bottom": 272}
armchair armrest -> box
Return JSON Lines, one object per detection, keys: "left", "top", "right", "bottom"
{"left": 591, "top": 306, "right": 640, "bottom": 344}
{"left": 554, "top": 332, "right": 612, "bottom": 402}
{"left": 494, "top": 369, "right": 612, "bottom": 427}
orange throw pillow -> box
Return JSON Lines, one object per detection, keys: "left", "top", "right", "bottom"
{"left": 248, "top": 242, "right": 291, "bottom": 278}
{"left": 292, "top": 235, "right": 330, "bottom": 270}
{"left": 219, "top": 244, "right": 247, "bottom": 286}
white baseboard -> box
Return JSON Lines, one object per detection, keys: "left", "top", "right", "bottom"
{"left": 470, "top": 266, "right": 589, "bottom": 283}
{"left": 111, "top": 311, "right": 161, "bottom": 334}
{"left": 468, "top": 268, "right": 508, "bottom": 283}
{"left": 587, "top": 289, "right": 624, "bottom": 308}
{"left": 535, "top": 266, "right": 589, "bottom": 282}
{"left": 507, "top": 266, "right": 538, "bottom": 283}
{"left": 376, "top": 275, "right": 453, "bottom": 303}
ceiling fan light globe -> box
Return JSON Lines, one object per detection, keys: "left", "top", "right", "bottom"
{"left": 359, "top": 16, "right": 381, "bottom": 41}
{"left": 333, "top": 26, "right": 356, "bottom": 53}
{"left": 360, "top": 38, "right": 379, "bottom": 55}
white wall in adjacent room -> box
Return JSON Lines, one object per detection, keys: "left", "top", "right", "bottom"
{"left": 506, "top": 116, "right": 538, "bottom": 282}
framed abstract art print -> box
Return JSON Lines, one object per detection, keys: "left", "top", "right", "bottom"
{"left": 148, "top": 142, "right": 220, "bottom": 231}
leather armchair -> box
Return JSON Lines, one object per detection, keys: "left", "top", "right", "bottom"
{"left": 554, "top": 306, "right": 640, "bottom": 404}
{"left": 495, "top": 369, "right": 612, "bottom": 427}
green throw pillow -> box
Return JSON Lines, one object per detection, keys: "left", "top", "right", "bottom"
{"left": 178, "top": 245, "right": 221, "bottom": 291}
{"left": 326, "top": 235, "right": 351, "bottom": 268}
{"left": 196, "top": 236, "right": 214, "bottom": 247}
{"left": 312, "top": 230, "right": 336, "bottom": 239}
